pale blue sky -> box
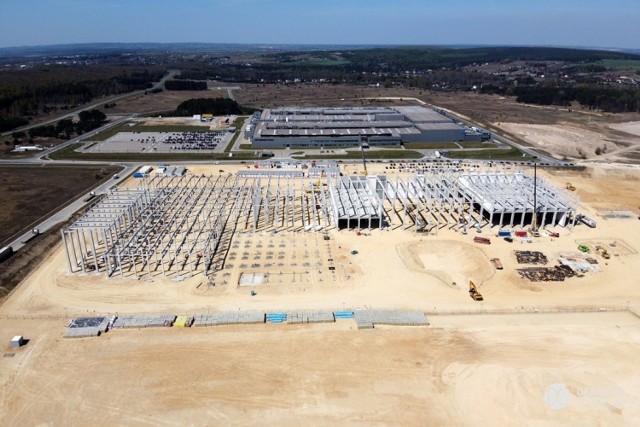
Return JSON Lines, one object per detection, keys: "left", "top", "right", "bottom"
{"left": 0, "top": 0, "right": 638, "bottom": 49}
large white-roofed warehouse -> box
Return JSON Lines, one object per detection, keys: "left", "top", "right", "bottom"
{"left": 60, "top": 168, "right": 577, "bottom": 279}
{"left": 247, "top": 106, "right": 485, "bottom": 148}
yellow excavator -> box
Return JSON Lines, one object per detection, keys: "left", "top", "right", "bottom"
{"left": 469, "top": 281, "right": 484, "bottom": 301}
{"left": 565, "top": 182, "right": 576, "bottom": 191}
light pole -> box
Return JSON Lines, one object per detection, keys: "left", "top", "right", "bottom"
{"left": 532, "top": 156, "right": 538, "bottom": 231}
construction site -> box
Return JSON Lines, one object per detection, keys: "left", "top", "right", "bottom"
{"left": 2, "top": 160, "right": 640, "bottom": 426}
{"left": 60, "top": 162, "right": 578, "bottom": 280}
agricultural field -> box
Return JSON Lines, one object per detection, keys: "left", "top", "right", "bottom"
{"left": 0, "top": 165, "right": 119, "bottom": 245}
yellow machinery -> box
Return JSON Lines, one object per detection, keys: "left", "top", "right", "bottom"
{"left": 565, "top": 182, "right": 576, "bottom": 191}
{"left": 469, "top": 281, "right": 484, "bottom": 301}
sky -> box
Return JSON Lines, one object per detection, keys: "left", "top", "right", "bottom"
{"left": 0, "top": 0, "right": 638, "bottom": 49}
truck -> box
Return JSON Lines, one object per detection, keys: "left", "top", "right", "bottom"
{"left": 83, "top": 191, "right": 96, "bottom": 203}
{"left": 490, "top": 258, "right": 503, "bottom": 270}
{"left": 473, "top": 236, "right": 491, "bottom": 245}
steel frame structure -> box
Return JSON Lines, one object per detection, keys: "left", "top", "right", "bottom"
{"left": 61, "top": 170, "right": 578, "bottom": 278}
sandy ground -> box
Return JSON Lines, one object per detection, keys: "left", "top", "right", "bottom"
{"left": 1, "top": 161, "right": 640, "bottom": 424}
{"left": 1, "top": 313, "right": 638, "bottom": 425}
{"left": 610, "top": 121, "right": 640, "bottom": 137}
{"left": 497, "top": 122, "right": 640, "bottom": 162}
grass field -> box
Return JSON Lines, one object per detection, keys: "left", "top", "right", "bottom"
{"left": 599, "top": 59, "right": 640, "bottom": 70}
{"left": 446, "top": 147, "right": 528, "bottom": 160}
{"left": 0, "top": 165, "right": 120, "bottom": 245}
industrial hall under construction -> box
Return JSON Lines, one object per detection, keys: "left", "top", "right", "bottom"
{"left": 60, "top": 162, "right": 578, "bottom": 279}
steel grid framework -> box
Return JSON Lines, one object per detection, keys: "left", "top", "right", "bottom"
{"left": 61, "top": 170, "right": 578, "bottom": 278}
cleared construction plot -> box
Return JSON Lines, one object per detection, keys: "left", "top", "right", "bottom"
{"left": 2, "top": 312, "right": 640, "bottom": 426}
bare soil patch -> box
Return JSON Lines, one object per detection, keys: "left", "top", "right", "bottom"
{"left": 397, "top": 240, "right": 494, "bottom": 287}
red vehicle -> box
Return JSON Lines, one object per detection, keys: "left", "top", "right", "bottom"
{"left": 473, "top": 236, "right": 491, "bottom": 245}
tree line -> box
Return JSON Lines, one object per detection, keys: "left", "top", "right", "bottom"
{"left": 0, "top": 69, "right": 163, "bottom": 132}
{"left": 25, "top": 109, "right": 106, "bottom": 139}
{"left": 480, "top": 85, "right": 640, "bottom": 113}
{"left": 173, "top": 98, "right": 254, "bottom": 116}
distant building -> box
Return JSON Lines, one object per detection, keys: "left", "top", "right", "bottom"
{"left": 248, "top": 106, "right": 484, "bottom": 149}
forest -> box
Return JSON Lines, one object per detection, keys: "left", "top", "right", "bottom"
{"left": 164, "top": 80, "right": 207, "bottom": 91}
{"left": 0, "top": 67, "right": 163, "bottom": 132}
{"left": 22, "top": 109, "right": 106, "bottom": 139}
{"left": 173, "top": 98, "right": 252, "bottom": 116}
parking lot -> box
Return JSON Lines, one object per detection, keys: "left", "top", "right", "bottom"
{"left": 86, "top": 131, "right": 233, "bottom": 153}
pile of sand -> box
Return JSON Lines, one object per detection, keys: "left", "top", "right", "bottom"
{"left": 497, "top": 122, "right": 609, "bottom": 159}
{"left": 397, "top": 240, "right": 493, "bottom": 287}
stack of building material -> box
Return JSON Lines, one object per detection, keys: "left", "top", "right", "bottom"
{"left": 266, "top": 313, "right": 287, "bottom": 323}
{"left": 354, "top": 310, "right": 429, "bottom": 329}
{"left": 64, "top": 316, "right": 112, "bottom": 338}
{"left": 192, "top": 312, "right": 265, "bottom": 326}
{"left": 334, "top": 311, "right": 355, "bottom": 319}
{"left": 173, "top": 315, "right": 194, "bottom": 328}
{"left": 287, "top": 311, "right": 335, "bottom": 324}
{"left": 112, "top": 314, "right": 176, "bottom": 329}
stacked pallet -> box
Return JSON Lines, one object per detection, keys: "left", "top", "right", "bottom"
{"left": 192, "top": 312, "right": 265, "bottom": 327}
{"left": 64, "top": 316, "right": 112, "bottom": 338}
{"left": 112, "top": 314, "right": 176, "bottom": 329}
{"left": 354, "top": 310, "right": 429, "bottom": 329}
{"left": 266, "top": 313, "right": 287, "bottom": 323}
{"left": 287, "top": 311, "right": 335, "bottom": 324}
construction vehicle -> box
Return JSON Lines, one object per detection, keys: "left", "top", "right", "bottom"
{"left": 473, "top": 236, "right": 491, "bottom": 245}
{"left": 469, "top": 281, "right": 484, "bottom": 301}
{"left": 565, "top": 182, "right": 576, "bottom": 191}
{"left": 490, "top": 258, "right": 503, "bottom": 270}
